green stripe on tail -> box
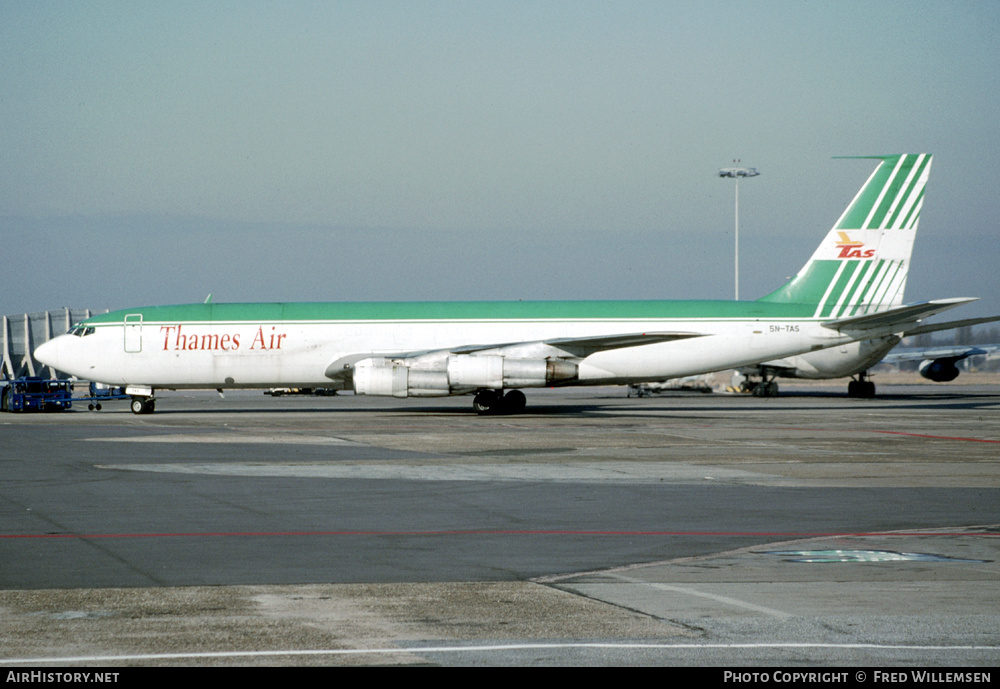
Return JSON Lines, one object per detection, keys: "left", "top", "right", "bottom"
{"left": 759, "top": 155, "right": 931, "bottom": 312}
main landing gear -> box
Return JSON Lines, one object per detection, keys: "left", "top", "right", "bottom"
{"left": 130, "top": 396, "right": 156, "bottom": 414}
{"left": 739, "top": 378, "right": 780, "bottom": 397}
{"left": 472, "top": 389, "right": 527, "bottom": 415}
{"left": 847, "top": 371, "right": 876, "bottom": 398}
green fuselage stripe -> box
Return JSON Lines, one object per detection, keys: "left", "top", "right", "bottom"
{"left": 82, "top": 299, "right": 822, "bottom": 327}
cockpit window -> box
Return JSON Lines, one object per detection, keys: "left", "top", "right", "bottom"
{"left": 69, "top": 325, "right": 95, "bottom": 337}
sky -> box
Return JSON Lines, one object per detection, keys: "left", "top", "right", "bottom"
{"left": 2, "top": 1, "right": 999, "bottom": 321}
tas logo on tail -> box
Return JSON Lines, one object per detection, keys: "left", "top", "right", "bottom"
{"left": 835, "top": 232, "right": 875, "bottom": 259}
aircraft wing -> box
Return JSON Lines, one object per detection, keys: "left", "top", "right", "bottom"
{"left": 449, "top": 331, "right": 706, "bottom": 355}
{"left": 822, "top": 298, "right": 978, "bottom": 332}
{"left": 882, "top": 344, "right": 999, "bottom": 364}
{"left": 535, "top": 331, "right": 705, "bottom": 353}
{"left": 324, "top": 331, "right": 706, "bottom": 381}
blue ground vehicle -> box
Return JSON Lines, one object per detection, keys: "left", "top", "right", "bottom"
{"left": 0, "top": 377, "right": 73, "bottom": 412}
{"left": 79, "top": 382, "right": 129, "bottom": 411}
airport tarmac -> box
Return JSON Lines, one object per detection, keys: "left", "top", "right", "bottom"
{"left": 1, "top": 383, "right": 998, "bottom": 666}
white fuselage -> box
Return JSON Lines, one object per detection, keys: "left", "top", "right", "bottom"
{"left": 756, "top": 336, "right": 903, "bottom": 380}
{"left": 39, "top": 314, "right": 852, "bottom": 391}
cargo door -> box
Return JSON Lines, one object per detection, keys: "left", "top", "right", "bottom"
{"left": 124, "top": 314, "right": 142, "bottom": 353}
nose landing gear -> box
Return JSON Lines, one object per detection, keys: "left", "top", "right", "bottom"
{"left": 130, "top": 396, "right": 156, "bottom": 414}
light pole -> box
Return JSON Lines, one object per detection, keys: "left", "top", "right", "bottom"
{"left": 718, "top": 162, "right": 760, "bottom": 300}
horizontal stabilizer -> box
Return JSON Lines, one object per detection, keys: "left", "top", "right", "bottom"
{"left": 900, "top": 313, "right": 1000, "bottom": 339}
{"left": 822, "top": 298, "right": 978, "bottom": 332}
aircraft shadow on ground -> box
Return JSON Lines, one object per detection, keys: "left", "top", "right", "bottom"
{"left": 87, "top": 387, "right": 1000, "bottom": 417}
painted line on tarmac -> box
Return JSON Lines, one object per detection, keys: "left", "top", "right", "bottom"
{"left": 3, "top": 529, "right": 995, "bottom": 540}
{"left": 3, "top": 642, "right": 998, "bottom": 665}
{"left": 86, "top": 434, "right": 353, "bottom": 445}
{"left": 776, "top": 428, "right": 1000, "bottom": 444}
{"left": 92, "top": 460, "right": 768, "bottom": 483}
{"left": 871, "top": 430, "right": 1000, "bottom": 443}
{"left": 614, "top": 578, "right": 795, "bottom": 619}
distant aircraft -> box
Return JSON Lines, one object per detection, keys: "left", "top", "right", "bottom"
{"left": 36, "top": 154, "right": 977, "bottom": 414}
{"left": 736, "top": 314, "right": 1000, "bottom": 397}
{"left": 882, "top": 343, "right": 1000, "bottom": 381}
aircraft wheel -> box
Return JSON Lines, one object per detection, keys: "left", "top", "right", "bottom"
{"left": 474, "top": 390, "right": 528, "bottom": 415}
{"left": 131, "top": 397, "right": 155, "bottom": 414}
{"left": 503, "top": 390, "right": 527, "bottom": 414}
{"left": 473, "top": 390, "right": 499, "bottom": 415}
{"left": 848, "top": 380, "right": 875, "bottom": 398}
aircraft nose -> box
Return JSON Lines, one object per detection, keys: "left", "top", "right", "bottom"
{"left": 34, "top": 337, "right": 62, "bottom": 369}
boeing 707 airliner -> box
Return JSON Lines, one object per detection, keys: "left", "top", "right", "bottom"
{"left": 36, "top": 154, "right": 978, "bottom": 414}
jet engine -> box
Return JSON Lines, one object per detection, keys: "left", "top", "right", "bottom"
{"left": 352, "top": 355, "right": 578, "bottom": 398}
{"left": 918, "top": 358, "right": 961, "bottom": 382}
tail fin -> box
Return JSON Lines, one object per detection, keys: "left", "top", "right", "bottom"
{"left": 758, "top": 154, "right": 932, "bottom": 317}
